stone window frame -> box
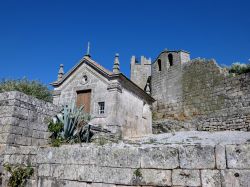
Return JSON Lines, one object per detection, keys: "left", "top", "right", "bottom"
{"left": 94, "top": 100, "right": 107, "bottom": 118}
{"left": 98, "top": 101, "right": 105, "bottom": 115}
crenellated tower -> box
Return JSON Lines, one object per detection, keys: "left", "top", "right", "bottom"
{"left": 151, "top": 49, "right": 190, "bottom": 117}
{"left": 130, "top": 55, "right": 152, "bottom": 91}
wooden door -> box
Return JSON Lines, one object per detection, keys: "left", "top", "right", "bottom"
{"left": 76, "top": 90, "right": 91, "bottom": 113}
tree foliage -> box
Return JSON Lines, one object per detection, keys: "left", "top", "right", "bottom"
{"left": 0, "top": 78, "right": 52, "bottom": 102}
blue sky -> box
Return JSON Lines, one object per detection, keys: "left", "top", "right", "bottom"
{"left": 0, "top": 0, "right": 249, "bottom": 88}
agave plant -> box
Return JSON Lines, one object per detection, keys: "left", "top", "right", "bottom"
{"left": 53, "top": 103, "right": 93, "bottom": 143}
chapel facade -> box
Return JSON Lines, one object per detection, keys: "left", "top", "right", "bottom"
{"left": 51, "top": 53, "right": 154, "bottom": 139}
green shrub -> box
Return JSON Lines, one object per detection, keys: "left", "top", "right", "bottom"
{"left": 48, "top": 121, "right": 63, "bottom": 138}
{"left": 229, "top": 63, "right": 250, "bottom": 75}
{"left": 4, "top": 163, "right": 34, "bottom": 187}
{"left": 47, "top": 120, "right": 64, "bottom": 147}
{"left": 133, "top": 168, "right": 142, "bottom": 178}
{"left": 0, "top": 78, "right": 52, "bottom": 102}
{"left": 51, "top": 137, "right": 64, "bottom": 147}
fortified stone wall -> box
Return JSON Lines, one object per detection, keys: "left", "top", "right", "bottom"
{"left": 1, "top": 142, "right": 250, "bottom": 187}
{"left": 151, "top": 63, "right": 183, "bottom": 116}
{"left": 0, "top": 91, "right": 59, "bottom": 146}
{"left": 153, "top": 59, "right": 250, "bottom": 131}
{"left": 0, "top": 91, "right": 59, "bottom": 184}
{"left": 151, "top": 50, "right": 190, "bottom": 119}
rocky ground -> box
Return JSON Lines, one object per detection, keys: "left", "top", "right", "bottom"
{"left": 126, "top": 130, "right": 250, "bottom": 146}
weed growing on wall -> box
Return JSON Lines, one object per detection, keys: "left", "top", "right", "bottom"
{"left": 132, "top": 168, "right": 143, "bottom": 185}
{"left": 3, "top": 163, "right": 34, "bottom": 187}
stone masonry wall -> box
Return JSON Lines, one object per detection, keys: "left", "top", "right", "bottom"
{"left": 0, "top": 91, "right": 59, "bottom": 185}
{"left": 151, "top": 52, "right": 184, "bottom": 119}
{"left": 130, "top": 56, "right": 151, "bottom": 90}
{"left": 0, "top": 91, "right": 59, "bottom": 146}
{"left": 153, "top": 59, "right": 250, "bottom": 131}
{"left": 1, "top": 142, "right": 250, "bottom": 187}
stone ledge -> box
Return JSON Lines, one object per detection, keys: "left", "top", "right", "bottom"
{"left": 1, "top": 133, "right": 250, "bottom": 186}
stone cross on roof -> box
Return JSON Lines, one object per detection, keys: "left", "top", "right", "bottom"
{"left": 85, "top": 42, "right": 91, "bottom": 57}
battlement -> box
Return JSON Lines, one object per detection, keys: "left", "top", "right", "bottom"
{"left": 130, "top": 55, "right": 152, "bottom": 90}
{"left": 131, "top": 55, "right": 151, "bottom": 65}
{"left": 152, "top": 49, "right": 190, "bottom": 67}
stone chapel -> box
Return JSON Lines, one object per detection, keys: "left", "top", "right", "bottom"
{"left": 51, "top": 52, "right": 154, "bottom": 138}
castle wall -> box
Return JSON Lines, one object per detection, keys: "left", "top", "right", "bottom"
{"left": 0, "top": 91, "right": 59, "bottom": 182}
{"left": 182, "top": 60, "right": 250, "bottom": 131}
{"left": 152, "top": 58, "right": 250, "bottom": 131}
{"left": 0, "top": 91, "right": 59, "bottom": 146}
{"left": 1, "top": 137, "right": 250, "bottom": 187}
{"left": 151, "top": 52, "right": 183, "bottom": 117}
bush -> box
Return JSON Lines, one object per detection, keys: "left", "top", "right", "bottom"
{"left": 229, "top": 63, "right": 250, "bottom": 75}
{"left": 0, "top": 78, "right": 52, "bottom": 102}
{"left": 4, "top": 163, "right": 34, "bottom": 187}
{"left": 47, "top": 120, "right": 64, "bottom": 147}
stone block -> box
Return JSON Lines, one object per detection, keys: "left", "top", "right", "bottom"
{"left": 38, "top": 177, "right": 73, "bottom": 187}
{"left": 38, "top": 164, "right": 51, "bottom": 177}
{"left": 36, "top": 146, "right": 93, "bottom": 165}
{"left": 172, "top": 169, "right": 201, "bottom": 186}
{"left": 50, "top": 164, "right": 65, "bottom": 178}
{"left": 0, "top": 133, "right": 8, "bottom": 143}
{"left": 179, "top": 145, "right": 215, "bottom": 169}
{"left": 221, "top": 169, "right": 250, "bottom": 187}
{"left": 201, "top": 170, "right": 221, "bottom": 187}
{"left": 96, "top": 166, "right": 133, "bottom": 185}
{"left": 62, "top": 164, "right": 79, "bottom": 181}
{"left": 226, "top": 144, "right": 250, "bottom": 169}
{"left": 140, "top": 146, "right": 179, "bottom": 169}
{"left": 77, "top": 165, "right": 100, "bottom": 182}
{"left": 96, "top": 145, "right": 140, "bottom": 168}
{"left": 140, "top": 169, "right": 171, "bottom": 186}
{"left": 25, "top": 179, "right": 37, "bottom": 187}
{"left": 4, "top": 145, "right": 38, "bottom": 155}
{"left": 215, "top": 145, "right": 226, "bottom": 169}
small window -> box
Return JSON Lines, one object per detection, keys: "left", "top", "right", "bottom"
{"left": 98, "top": 102, "right": 105, "bottom": 114}
{"left": 168, "top": 54, "right": 173, "bottom": 66}
{"left": 157, "top": 59, "right": 162, "bottom": 71}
